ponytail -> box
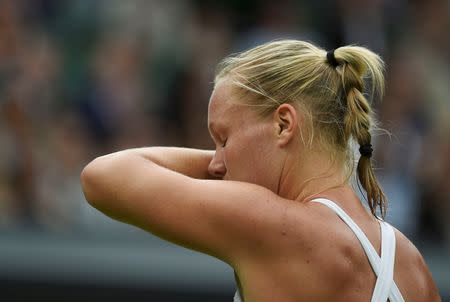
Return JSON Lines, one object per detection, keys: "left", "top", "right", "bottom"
{"left": 332, "top": 46, "right": 387, "bottom": 218}
{"left": 215, "top": 40, "right": 388, "bottom": 218}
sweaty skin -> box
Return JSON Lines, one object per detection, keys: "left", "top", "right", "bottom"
{"left": 81, "top": 79, "right": 442, "bottom": 302}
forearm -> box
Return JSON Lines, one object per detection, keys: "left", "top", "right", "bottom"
{"left": 93, "top": 147, "right": 214, "bottom": 179}
{"left": 80, "top": 146, "right": 215, "bottom": 226}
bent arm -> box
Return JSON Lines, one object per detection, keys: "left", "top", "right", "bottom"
{"left": 80, "top": 146, "right": 282, "bottom": 263}
{"left": 94, "top": 147, "right": 214, "bottom": 179}
{"left": 80, "top": 147, "right": 214, "bottom": 225}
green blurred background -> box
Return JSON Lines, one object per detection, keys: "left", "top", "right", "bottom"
{"left": 0, "top": 0, "right": 449, "bottom": 301}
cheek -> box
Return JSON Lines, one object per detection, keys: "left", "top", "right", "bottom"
{"left": 224, "top": 125, "right": 275, "bottom": 185}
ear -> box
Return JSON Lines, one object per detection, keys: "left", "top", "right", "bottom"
{"left": 273, "top": 103, "right": 298, "bottom": 147}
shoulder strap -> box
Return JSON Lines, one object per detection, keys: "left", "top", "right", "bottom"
{"left": 371, "top": 221, "right": 396, "bottom": 302}
{"left": 233, "top": 289, "right": 243, "bottom": 302}
{"left": 311, "top": 198, "right": 405, "bottom": 302}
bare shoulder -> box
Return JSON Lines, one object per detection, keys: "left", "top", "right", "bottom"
{"left": 393, "top": 228, "right": 442, "bottom": 301}
{"left": 81, "top": 152, "right": 301, "bottom": 265}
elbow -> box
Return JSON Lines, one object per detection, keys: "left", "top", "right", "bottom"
{"left": 80, "top": 152, "right": 145, "bottom": 225}
{"left": 80, "top": 161, "right": 96, "bottom": 207}
{"left": 80, "top": 156, "right": 108, "bottom": 208}
{"left": 80, "top": 152, "right": 135, "bottom": 210}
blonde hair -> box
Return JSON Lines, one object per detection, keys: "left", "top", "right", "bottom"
{"left": 215, "top": 39, "right": 387, "bottom": 218}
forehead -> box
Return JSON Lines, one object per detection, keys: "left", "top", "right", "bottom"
{"left": 208, "top": 79, "right": 243, "bottom": 128}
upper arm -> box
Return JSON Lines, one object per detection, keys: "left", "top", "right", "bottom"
{"left": 81, "top": 152, "right": 284, "bottom": 264}
{"left": 394, "top": 229, "right": 442, "bottom": 301}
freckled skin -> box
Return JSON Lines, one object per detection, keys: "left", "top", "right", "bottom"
{"left": 206, "top": 79, "right": 442, "bottom": 302}
{"left": 82, "top": 78, "right": 442, "bottom": 302}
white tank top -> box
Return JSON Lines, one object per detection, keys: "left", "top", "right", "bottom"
{"left": 233, "top": 198, "right": 405, "bottom": 302}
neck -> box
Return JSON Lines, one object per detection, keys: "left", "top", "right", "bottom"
{"left": 277, "top": 146, "right": 348, "bottom": 202}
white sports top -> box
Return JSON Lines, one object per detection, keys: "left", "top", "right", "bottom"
{"left": 233, "top": 198, "right": 405, "bottom": 302}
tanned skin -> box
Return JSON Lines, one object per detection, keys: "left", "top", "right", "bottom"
{"left": 81, "top": 79, "right": 441, "bottom": 301}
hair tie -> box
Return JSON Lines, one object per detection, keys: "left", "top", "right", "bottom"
{"left": 326, "top": 49, "right": 339, "bottom": 68}
{"left": 359, "top": 144, "right": 373, "bottom": 158}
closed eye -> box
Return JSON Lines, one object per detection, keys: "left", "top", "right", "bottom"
{"left": 222, "top": 138, "right": 228, "bottom": 147}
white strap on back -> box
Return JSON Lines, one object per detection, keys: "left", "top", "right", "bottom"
{"left": 233, "top": 289, "right": 243, "bottom": 302}
{"left": 311, "top": 198, "right": 405, "bottom": 302}
{"left": 372, "top": 221, "right": 396, "bottom": 301}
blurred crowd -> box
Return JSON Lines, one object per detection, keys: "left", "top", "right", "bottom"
{"left": 0, "top": 0, "right": 449, "bottom": 248}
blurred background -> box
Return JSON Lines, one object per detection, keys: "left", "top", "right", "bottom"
{"left": 0, "top": 0, "right": 449, "bottom": 301}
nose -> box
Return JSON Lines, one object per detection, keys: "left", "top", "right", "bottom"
{"left": 208, "top": 152, "right": 227, "bottom": 179}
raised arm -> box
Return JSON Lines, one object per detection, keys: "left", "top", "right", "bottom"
{"left": 80, "top": 147, "right": 283, "bottom": 264}
{"left": 106, "top": 147, "right": 215, "bottom": 179}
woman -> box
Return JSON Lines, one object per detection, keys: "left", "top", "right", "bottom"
{"left": 81, "top": 40, "right": 441, "bottom": 301}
